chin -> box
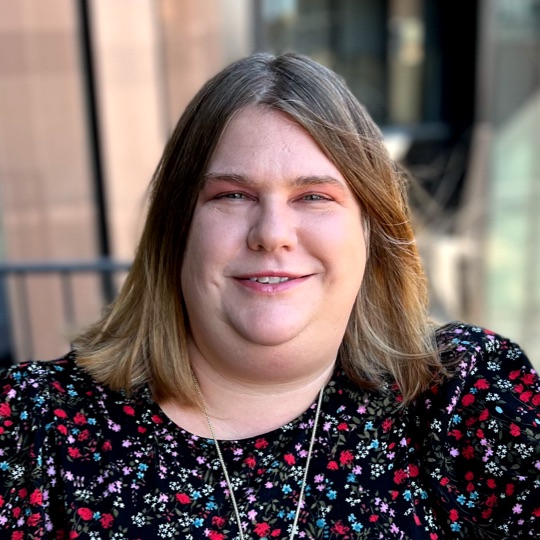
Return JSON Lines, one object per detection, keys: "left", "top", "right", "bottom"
{"left": 235, "top": 322, "right": 305, "bottom": 348}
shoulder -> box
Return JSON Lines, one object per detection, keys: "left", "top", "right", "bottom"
{"left": 435, "top": 322, "right": 527, "bottom": 365}
{"left": 0, "top": 352, "right": 113, "bottom": 449}
{"left": 417, "top": 323, "right": 540, "bottom": 536}
{"left": 1, "top": 352, "right": 92, "bottom": 408}
{"left": 432, "top": 322, "right": 538, "bottom": 419}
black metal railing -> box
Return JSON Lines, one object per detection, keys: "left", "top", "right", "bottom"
{"left": 0, "top": 259, "right": 131, "bottom": 366}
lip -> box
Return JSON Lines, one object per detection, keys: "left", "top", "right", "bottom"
{"left": 233, "top": 272, "right": 311, "bottom": 293}
{"left": 234, "top": 271, "right": 306, "bottom": 279}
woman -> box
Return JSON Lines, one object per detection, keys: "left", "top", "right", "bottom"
{"left": 1, "top": 53, "right": 538, "bottom": 539}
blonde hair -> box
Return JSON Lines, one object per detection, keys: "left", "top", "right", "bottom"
{"left": 74, "top": 52, "right": 441, "bottom": 407}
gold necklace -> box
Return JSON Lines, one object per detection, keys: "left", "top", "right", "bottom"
{"left": 193, "top": 376, "right": 324, "bottom": 540}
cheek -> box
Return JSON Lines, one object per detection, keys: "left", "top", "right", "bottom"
{"left": 320, "top": 217, "right": 366, "bottom": 263}
{"left": 181, "top": 216, "right": 238, "bottom": 288}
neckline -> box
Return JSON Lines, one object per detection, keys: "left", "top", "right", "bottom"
{"left": 141, "top": 370, "right": 342, "bottom": 446}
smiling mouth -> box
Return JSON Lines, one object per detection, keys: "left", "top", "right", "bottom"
{"left": 247, "top": 276, "right": 290, "bottom": 284}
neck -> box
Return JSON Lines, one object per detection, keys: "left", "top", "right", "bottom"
{"left": 194, "top": 360, "right": 334, "bottom": 439}
{"left": 159, "top": 342, "right": 336, "bottom": 440}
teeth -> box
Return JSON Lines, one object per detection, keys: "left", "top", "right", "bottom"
{"left": 248, "top": 276, "right": 290, "bottom": 283}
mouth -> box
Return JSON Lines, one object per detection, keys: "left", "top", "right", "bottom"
{"left": 247, "top": 276, "right": 291, "bottom": 284}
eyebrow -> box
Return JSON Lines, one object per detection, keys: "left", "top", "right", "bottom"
{"left": 203, "top": 172, "right": 347, "bottom": 191}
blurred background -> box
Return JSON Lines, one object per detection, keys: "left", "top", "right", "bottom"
{"left": 0, "top": 0, "right": 538, "bottom": 369}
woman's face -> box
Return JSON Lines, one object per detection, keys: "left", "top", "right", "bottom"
{"left": 181, "top": 107, "right": 366, "bottom": 371}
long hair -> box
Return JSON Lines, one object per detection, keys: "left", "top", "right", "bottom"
{"left": 74, "top": 52, "right": 441, "bottom": 407}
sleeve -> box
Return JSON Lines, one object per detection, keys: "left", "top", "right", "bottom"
{"left": 424, "top": 327, "right": 540, "bottom": 539}
{"left": 0, "top": 364, "right": 52, "bottom": 537}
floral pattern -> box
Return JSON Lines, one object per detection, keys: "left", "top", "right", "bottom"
{"left": 0, "top": 323, "right": 539, "bottom": 539}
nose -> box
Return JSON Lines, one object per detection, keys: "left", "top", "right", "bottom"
{"left": 247, "top": 200, "right": 298, "bottom": 252}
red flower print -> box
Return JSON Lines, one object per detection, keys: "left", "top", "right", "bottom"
{"left": 73, "top": 413, "right": 86, "bottom": 425}
{"left": 100, "top": 513, "right": 114, "bottom": 528}
{"left": 271, "top": 529, "right": 281, "bottom": 537}
{"left": 449, "top": 509, "right": 458, "bottom": 522}
{"left": 0, "top": 402, "right": 11, "bottom": 417}
{"left": 13, "top": 507, "right": 21, "bottom": 518}
{"left": 440, "top": 477, "right": 449, "bottom": 486}
{"left": 521, "top": 373, "right": 535, "bottom": 385}
{"left": 519, "top": 391, "right": 532, "bottom": 403}
{"left": 533, "top": 508, "right": 540, "bottom": 517}
{"left": 123, "top": 405, "right": 135, "bottom": 415}
{"left": 509, "top": 369, "right": 521, "bottom": 380}
{"left": 474, "top": 379, "right": 490, "bottom": 390}
{"left": 176, "top": 493, "right": 191, "bottom": 504}
{"left": 506, "top": 483, "right": 515, "bottom": 496}
{"left": 393, "top": 469, "right": 407, "bottom": 484}
{"left": 57, "top": 425, "right": 68, "bottom": 436}
{"left": 487, "top": 478, "right": 497, "bottom": 489}
{"left": 68, "top": 447, "right": 81, "bottom": 459}
{"left": 18, "top": 489, "right": 27, "bottom": 499}
{"left": 0, "top": 495, "right": 4, "bottom": 507}
{"left": 77, "top": 508, "right": 93, "bottom": 521}
{"left": 408, "top": 464, "right": 419, "bottom": 478}
{"left": 479, "top": 408, "right": 489, "bottom": 421}
{"left": 461, "top": 394, "right": 475, "bottom": 406}
{"left": 254, "top": 522, "right": 271, "bottom": 537}
{"left": 102, "top": 441, "right": 112, "bottom": 451}
{"left": 337, "top": 422, "right": 349, "bottom": 431}
{"left": 532, "top": 394, "right": 540, "bottom": 407}
{"left": 430, "top": 534, "right": 439, "bottom": 540}
{"left": 510, "top": 423, "right": 521, "bottom": 437}
{"left": 27, "top": 513, "right": 41, "bottom": 526}
{"left": 327, "top": 461, "right": 338, "bottom": 471}
{"left": 208, "top": 532, "right": 225, "bottom": 540}
{"left": 77, "top": 430, "right": 90, "bottom": 442}
{"left": 137, "top": 426, "right": 147, "bottom": 433}
{"left": 151, "top": 414, "right": 163, "bottom": 424}
{"left": 331, "top": 521, "right": 350, "bottom": 534}
{"left": 466, "top": 482, "right": 475, "bottom": 492}
{"left": 29, "top": 489, "right": 42, "bottom": 506}
{"left": 462, "top": 445, "right": 474, "bottom": 459}
{"left": 465, "top": 471, "right": 474, "bottom": 481}
{"left": 339, "top": 450, "right": 354, "bottom": 466}
{"left": 254, "top": 438, "right": 268, "bottom": 449}
{"left": 212, "top": 516, "right": 225, "bottom": 528}
{"left": 244, "top": 456, "right": 256, "bottom": 469}
{"left": 382, "top": 418, "right": 393, "bottom": 432}
{"left": 369, "top": 515, "right": 379, "bottom": 523}
{"left": 11, "top": 532, "right": 24, "bottom": 540}
{"left": 449, "top": 429, "right": 463, "bottom": 440}
{"left": 482, "top": 508, "right": 493, "bottom": 519}
{"left": 52, "top": 381, "right": 66, "bottom": 393}
{"left": 284, "top": 453, "right": 295, "bottom": 466}
{"left": 391, "top": 490, "right": 399, "bottom": 500}
{"left": 486, "top": 494, "right": 498, "bottom": 508}
{"left": 414, "top": 515, "right": 422, "bottom": 525}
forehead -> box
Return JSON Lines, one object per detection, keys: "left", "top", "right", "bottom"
{"left": 205, "top": 106, "right": 346, "bottom": 184}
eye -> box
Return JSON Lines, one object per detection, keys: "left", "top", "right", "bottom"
{"left": 218, "top": 192, "right": 248, "bottom": 200}
{"left": 301, "top": 193, "right": 330, "bottom": 201}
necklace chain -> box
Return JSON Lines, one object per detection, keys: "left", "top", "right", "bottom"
{"left": 193, "top": 375, "right": 324, "bottom": 540}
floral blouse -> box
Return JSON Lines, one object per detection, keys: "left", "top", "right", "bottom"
{"left": 0, "top": 324, "right": 539, "bottom": 539}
